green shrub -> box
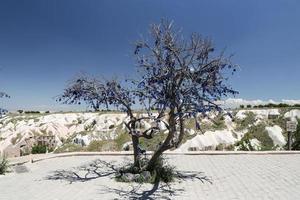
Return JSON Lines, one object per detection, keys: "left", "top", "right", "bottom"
{"left": 31, "top": 145, "right": 47, "bottom": 154}
{"left": 154, "top": 157, "right": 175, "bottom": 183}
{"left": 116, "top": 157, "right": 176, "bottom": 184}
{"left": 0, "top": 156, "right": 9, "bottom": 175}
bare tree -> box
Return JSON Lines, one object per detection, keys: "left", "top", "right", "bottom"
{"left": 57, "top": 74, "right": 108, "bottom": 111}
{"left": 58, "top": 19, "right": 238, "bottom": 174}
{"left": 134, "top": 20, "right": 238, "bottom": 171}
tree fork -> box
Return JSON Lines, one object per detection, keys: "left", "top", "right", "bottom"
{"left": 146, "top": 109, "right": 176, "bottom": 171}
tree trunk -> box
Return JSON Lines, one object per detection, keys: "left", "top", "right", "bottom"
{"left": 146, "top": 108, "right": 176, "bottom": 171}
{"left": 175, "top": 116, "right": 185, "bottom": 147}
{"left": 91, "top": 101, "right": 99, "bottom": 111}
{"left": 132, "top": 134, "right": 140, "bottom": 169}
{"left": 146, "top": 144, "right": 166, "bottom": 171}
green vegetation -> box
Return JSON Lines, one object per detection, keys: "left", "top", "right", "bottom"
{"left": 251, "top": 103, "right": 300, "bottom": 109}
{"left": 236, "top": 123, "right": 274, "bottom": 151}
{"left": 116, "top": 156, "right": 176, "bottom": 183}
{"left": 31, "top": 145, "right": 51, "bottom": 154}
{"left": 54, "top": 143, "right": 84, "bottom": 153}
{"left": 115, "top": 132, "right": 131, "bottom": 150}
{"left": 216, "top": 143, "right": 235, "bottom": 151}
{"left": 185, "top": 115, "right": 226, "bottom": 133}
{"left": 268, "top": 115, "right": 287, "bottom": 132}
{"left": 251, "top": 123, "right": 274, "bottom": 150}
{"left": 235, "top": 133, "right": 255, "bottom": 151}
{"left": 184, "top": 118, "right": 196, "bottom": 129}
{"left": 292, "top": 119, "right": 300, "bottom": 150}
{"left": 24, "top": 111, "right": 41, "bottom": 114}
{"left": 238, "top": 103, "right": 300, "bottom": 110}
{"left": 211, "top": 115, "right": 226, "bottom": 130}
{"left": 0, "top": 156, "right": 9, "bottom": 175}
{"left": 86, "top": 140, "right": 117, "bottom": 151}
{"left": 234, "top": 112, "right": 256, "bottom": 131}
{"left": 140, "top": 133, "right": 167, "bottom": 151}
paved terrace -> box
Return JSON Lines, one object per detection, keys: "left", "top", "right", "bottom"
{"left": 1, "top": 152, "right": 300, "bottom": 199}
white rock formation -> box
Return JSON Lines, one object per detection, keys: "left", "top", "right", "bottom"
{"left": 265, "top": 125, "right": 286, "bottom": 146}
{"left": 236, "top": 109, "right": 279, "bottom": 120}
{"left": 178, "top": 130, "right": 236, "bottom": 152}
{"left": 284, "top": 109, "right": 300, "bottom": 122}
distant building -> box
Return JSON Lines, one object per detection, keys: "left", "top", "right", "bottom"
{"left": 268, "top": 110, "right": 280, "bottom": 119}
{"left": 34, "top": 135, "right": 57, "bottom": 148}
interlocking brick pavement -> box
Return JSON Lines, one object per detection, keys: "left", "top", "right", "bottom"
{"left": 0, "top": 154, "right": 300, "bottom": 199}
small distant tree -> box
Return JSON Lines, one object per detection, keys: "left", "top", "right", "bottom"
{"left": 0, "top": 92, "right": 9, "bottom": 117}
{"left": 266, "top": 103, "right": 276, "bottom": 108}
{"left": 240, "top": 105, "right": 245, "bottom": 109}
{"left": 57, "top": 74, "right": 108, "bottom": 111}
{"left": 278, "top": 103, "right": 288, "bottom": 108}
{"left": 246, "top": 104, "right": 252, "bottom": 108}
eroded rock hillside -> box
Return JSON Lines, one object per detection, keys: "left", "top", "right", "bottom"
{"left": 0, "top": 109, "right": 299, "bottom": 157}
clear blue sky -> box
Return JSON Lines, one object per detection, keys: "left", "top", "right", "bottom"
{"left": 0, "top": 0, "right": 299, "bottom": 111}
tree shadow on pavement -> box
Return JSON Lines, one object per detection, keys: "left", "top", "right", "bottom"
{"left": 45, "top": 159, "right": 118, "bottom": 183}
{"left": 99, "top": 170, "right": 212, "bottom": 199}
{"left": 45, "top": 158, "right": 212, "bottom": 199}
{"left": 99, "top": 180, "right": 183, "bottom": 200}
